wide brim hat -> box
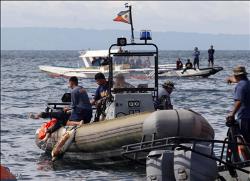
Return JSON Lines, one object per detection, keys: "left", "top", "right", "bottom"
{"left": 233, "top": 66, "right": 248, "bottom": 76}
{"left": 162, "top": 80, "right": 175, "bottom": 89}
{"left": 114, "top": 73, "right": 124, "bottom": 79}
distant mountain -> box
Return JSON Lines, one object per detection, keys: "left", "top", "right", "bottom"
{"left": 1, "top": 27, "right": 250, "bottom": 50}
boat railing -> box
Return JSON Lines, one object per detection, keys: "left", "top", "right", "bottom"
{"left": 121, "top": 135, "right": 250, "bottom": 175}
{"left": 45, "top": 102, "right": 97, "bottom": 112}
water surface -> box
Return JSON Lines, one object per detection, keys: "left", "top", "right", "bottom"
{"left": 1, "top": 50, "right": 250, "bottom": 180}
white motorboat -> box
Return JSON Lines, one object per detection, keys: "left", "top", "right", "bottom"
{"left": 159, "top": 66, "right": 223, "bottom": 78}
{"left": 39, "top": 50, "right": 116, "bottom": 78}
{"left": 39, "top": 49, "right": 165, "bottom": 78}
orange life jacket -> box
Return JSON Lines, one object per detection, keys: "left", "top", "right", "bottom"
{"left": 38, "top": 118, "right": 57, "bottom": 140}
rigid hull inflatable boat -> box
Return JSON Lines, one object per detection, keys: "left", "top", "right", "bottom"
{"left": 158, "top": 67, "right": 223, "bottom": 78}
{"left": 35, "top": 109, "right": 214, "bottom": 163}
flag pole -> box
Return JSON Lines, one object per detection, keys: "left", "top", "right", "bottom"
{"left": 127, "top": 4, "right": 134, "bottom": 43}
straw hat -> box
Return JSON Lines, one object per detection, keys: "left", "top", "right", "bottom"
{"left": 233, "top": 66, "right": 248, "bottom": 76}
{"left": 162, "top": 80, "right": 175, "bottom": 89}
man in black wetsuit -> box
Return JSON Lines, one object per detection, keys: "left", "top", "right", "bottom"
{"left": 208, "top": 45, "right": 215, "bottom": 67}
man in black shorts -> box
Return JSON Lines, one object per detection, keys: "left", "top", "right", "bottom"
{"left": 208, "top": 45, "right": 215, "bottom": 67}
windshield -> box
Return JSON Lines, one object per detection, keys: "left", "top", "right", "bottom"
{"left": 112, "top": 55, "right": 156, "bottom": 89}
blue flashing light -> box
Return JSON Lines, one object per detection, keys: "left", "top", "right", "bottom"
{"left": 140, "top": 30, "right": 152, "bottom": 40}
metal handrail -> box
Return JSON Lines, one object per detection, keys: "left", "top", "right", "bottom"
{"left": 121, "top": 136, "right": 250, "bottom": 174}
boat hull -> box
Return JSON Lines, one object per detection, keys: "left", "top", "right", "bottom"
{"left": 39, "top": 65, "right": 108, "bottom": 78}
{"left": 35, "top": 112, "right": 152, "bottom": 152}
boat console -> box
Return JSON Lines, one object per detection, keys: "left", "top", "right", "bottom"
{"left": 102, "top": 38, "right": 159, "bottom": 120}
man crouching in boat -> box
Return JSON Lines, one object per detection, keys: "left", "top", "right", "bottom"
{"left": 33, "top": 76, "right": 92, "bottom": 143}
{"left": 155, "top": 80, "right": 175, "bottom": 110}
{"left": 64, "top": 76, "right": 92, "bottom": 125}
{"left": 226, "top": 66, "right": 250, "bottom": 143}
{"left": 91, "top": 72, "right": 109, "bottom": 121}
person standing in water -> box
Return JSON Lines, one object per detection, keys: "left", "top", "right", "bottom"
{"left": 226, "top": 66, "right": 250, "bottom": 143}
{"left": 193, "top": 47, "right": 200, "bottom": 69}
{"left": 208, "top": 45, "right": 215, "bottom": 67}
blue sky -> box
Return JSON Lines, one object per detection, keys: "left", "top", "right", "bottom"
{"left": 1, "top": 1, "right": 250, "bottom": 35}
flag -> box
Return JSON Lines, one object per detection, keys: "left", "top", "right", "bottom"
{"left": 113, "top": 10, "right": 131, "bottom": 24}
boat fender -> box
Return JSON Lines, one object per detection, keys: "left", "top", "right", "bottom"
{"left": 146, "top": 150, "right": 175, "bottom": 181}
{"left": 173, "top": 144, "right": 218, "bottom": 181}
{"left": 38, "top": 118, "right": 57, "bottom": 140}
{"left": 51, "top": 127, "right": 76, "bottom": 160}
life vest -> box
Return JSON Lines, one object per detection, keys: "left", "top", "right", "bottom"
{"left": 38, "top": 118, "right": 57, "bottom": 140}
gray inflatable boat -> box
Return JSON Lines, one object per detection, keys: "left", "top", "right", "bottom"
{"left": 35, "top": 109, "right": 214, "bottom": 164}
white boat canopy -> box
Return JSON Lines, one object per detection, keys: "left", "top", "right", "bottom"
{"left": 80, "top": 49, "right": 119, "bottom": 58}
{"left": 79, "top": 49, "right": 119, "bottom": 67}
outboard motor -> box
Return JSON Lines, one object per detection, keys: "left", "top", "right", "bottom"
{"left": 146, "top": 150, "right": 175, "bottom": 181}
{"left": 146, "top": 144, "right": 218, "bottom": 181}
{"left": 174, "top": 144, "right": 218, "bottom": 181}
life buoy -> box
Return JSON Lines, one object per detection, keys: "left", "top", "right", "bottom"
{"left": 38, "top": 118, "right": 57, "bottom": 140}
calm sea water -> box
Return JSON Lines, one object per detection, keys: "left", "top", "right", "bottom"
{"left": 1, "top": 50, "right": 250, "bottom": 180}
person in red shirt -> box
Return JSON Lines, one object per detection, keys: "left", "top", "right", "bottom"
{"left": 176, "top": 58, "right": 183, "bottom": 70}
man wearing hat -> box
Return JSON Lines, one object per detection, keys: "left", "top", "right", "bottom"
{"left": 113, "top": 73, "right": 134, "bottom": 89}
{"left": 227, "top": 65, "right": 250, "bottom": 142}
{"left": 155, "top": 80, "right": 175, "bottom": 110}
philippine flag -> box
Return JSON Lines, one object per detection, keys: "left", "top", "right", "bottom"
{"left": 113, "top": 10, "right": 131, "bottom": 24}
